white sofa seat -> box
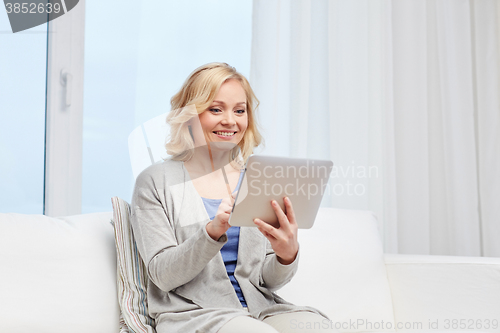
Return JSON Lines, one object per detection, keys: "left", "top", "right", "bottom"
{"left": 0, "top": 212, "right": 119, "bottom": 333}
{"left": 385, "top": 254, "right": 500, "bottom": 332}
{"left": 1, "top": 208, "right": 499, "bottom": 333}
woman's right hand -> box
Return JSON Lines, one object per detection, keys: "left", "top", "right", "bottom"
{"left": 206, "top": 192, "right": 237, "bottom": 241}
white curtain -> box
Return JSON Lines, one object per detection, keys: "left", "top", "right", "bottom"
{"left": 250, "top": 0, "right": 500, "bottom": 257}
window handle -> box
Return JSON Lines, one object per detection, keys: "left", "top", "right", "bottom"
{"left": 60, "top": 69, "right": 73, "bottom": 107}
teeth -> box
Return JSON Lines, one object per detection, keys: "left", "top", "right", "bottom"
{"left": 215, "top": 131, "right": 235, "bottom": 137}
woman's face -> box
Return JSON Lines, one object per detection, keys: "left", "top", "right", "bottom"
{"left": 194, "top": 79, "right": 248, "bottom": 147}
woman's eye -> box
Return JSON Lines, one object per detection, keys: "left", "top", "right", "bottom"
{"left": 209, "top": 108, "right": 222, "bottom": 113}
{"left": 235, "top": 109, "right": 246, "bottom": 114}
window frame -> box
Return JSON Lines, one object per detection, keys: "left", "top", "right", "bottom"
{"left": 44, "top": 0, "right": 85, "bottom": 216}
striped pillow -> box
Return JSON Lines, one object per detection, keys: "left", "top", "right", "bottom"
{"left": 111, "top": 197, "right": 156, "bottom": 333}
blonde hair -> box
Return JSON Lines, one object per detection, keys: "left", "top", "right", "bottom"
{"left": 166, "top": 63, "right": 263, "bottom": 167}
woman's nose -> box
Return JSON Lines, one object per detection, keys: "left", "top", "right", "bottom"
{"left": 221, "top": 111, "right": 236, "bottom": 126}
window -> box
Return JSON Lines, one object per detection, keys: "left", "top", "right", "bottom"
{"left": 1, "top": 0, "right": 252, "bottom": 215}
{"left": 0, "top": 12, "right": 46, "bottom": 214}
{"left": 81, "top": 0, "right": 252, "bottom": 213}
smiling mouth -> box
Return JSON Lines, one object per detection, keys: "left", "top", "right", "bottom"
{"left": 213, "top": 131, "right": 237, "bottom": 137}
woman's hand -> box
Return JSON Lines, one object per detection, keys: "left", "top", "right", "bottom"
{"left": 254, "top": 196, "right": 299, "bottom": 265}
{"left": 206, "top": 192, "right": 236, "bottom": 241}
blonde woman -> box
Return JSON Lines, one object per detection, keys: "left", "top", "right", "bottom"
{"left": 130, "top": 63, "right": 330, "bottom": 333}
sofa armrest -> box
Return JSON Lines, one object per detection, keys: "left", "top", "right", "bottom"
{"left": 384, "top": 254, "right": 500, "bottom": 332}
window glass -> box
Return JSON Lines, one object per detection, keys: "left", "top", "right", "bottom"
{"left": 82, "top": 0, "right": 252, "bottom": 213}
{"left": 0, "top": 12, "right": 47, "bottom": 214}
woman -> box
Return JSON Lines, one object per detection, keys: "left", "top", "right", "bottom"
{"left": 130, "top": 63, "right": 330, "bottom": 333}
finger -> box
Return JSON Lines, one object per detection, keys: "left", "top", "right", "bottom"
{"left": 254, "top": 218, "right": 278, "bottom": 239}
{"left": 257, "top": 228, "right": 275, "bottom": 241}
{"left": 221, "top": 201, "right": 232, "bottom": 211}
{"left": 221, "top": 202, "right": 233, "bottom": 215}
{"left": 220, "top": 211, "right": 230, "bottom": 220}
{"left": 270, "top": 200, "right": 291, "bottom": 231}
{"left": 283, "top": 196, "right": 297, "bottom": 225}
{"left": 259, "top": 228, "right": 276, "bottom": 241}
{"left": 222, "top": 195, "right": 235, "bottom": 208}
{"left": 232, "top": 191, "right": 238, "bottom": 199}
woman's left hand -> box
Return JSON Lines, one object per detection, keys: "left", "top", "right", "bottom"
{"left": 254, "top": 196, "right": 299, "bottom": 265}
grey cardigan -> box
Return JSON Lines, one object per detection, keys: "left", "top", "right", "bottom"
{"left": 130, "top": 159, "right": 321, "bottom": 333}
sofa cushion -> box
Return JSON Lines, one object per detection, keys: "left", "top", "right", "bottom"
{"left": 111, "top": 197, "right": 155, "bottom": 333}
{"left": 277, "top": 208, "right": 396, "bottom": 332}
{"left": 385, "top": 254, "right": 500, "bottom": 332}
{"left": 0, "top": 212, "right": 119, "bottom": 333}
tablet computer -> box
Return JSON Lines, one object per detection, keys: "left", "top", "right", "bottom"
{"left": 229, "top": 155, "right": 333, "bottom": 229}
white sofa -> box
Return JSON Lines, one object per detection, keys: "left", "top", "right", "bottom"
{"left": 1, "top": 208, "right": 499, "bottom": 333}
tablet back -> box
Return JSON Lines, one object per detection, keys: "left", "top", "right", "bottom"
{"left": 229, "top": 155, "right": 333, "bottom": 229}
